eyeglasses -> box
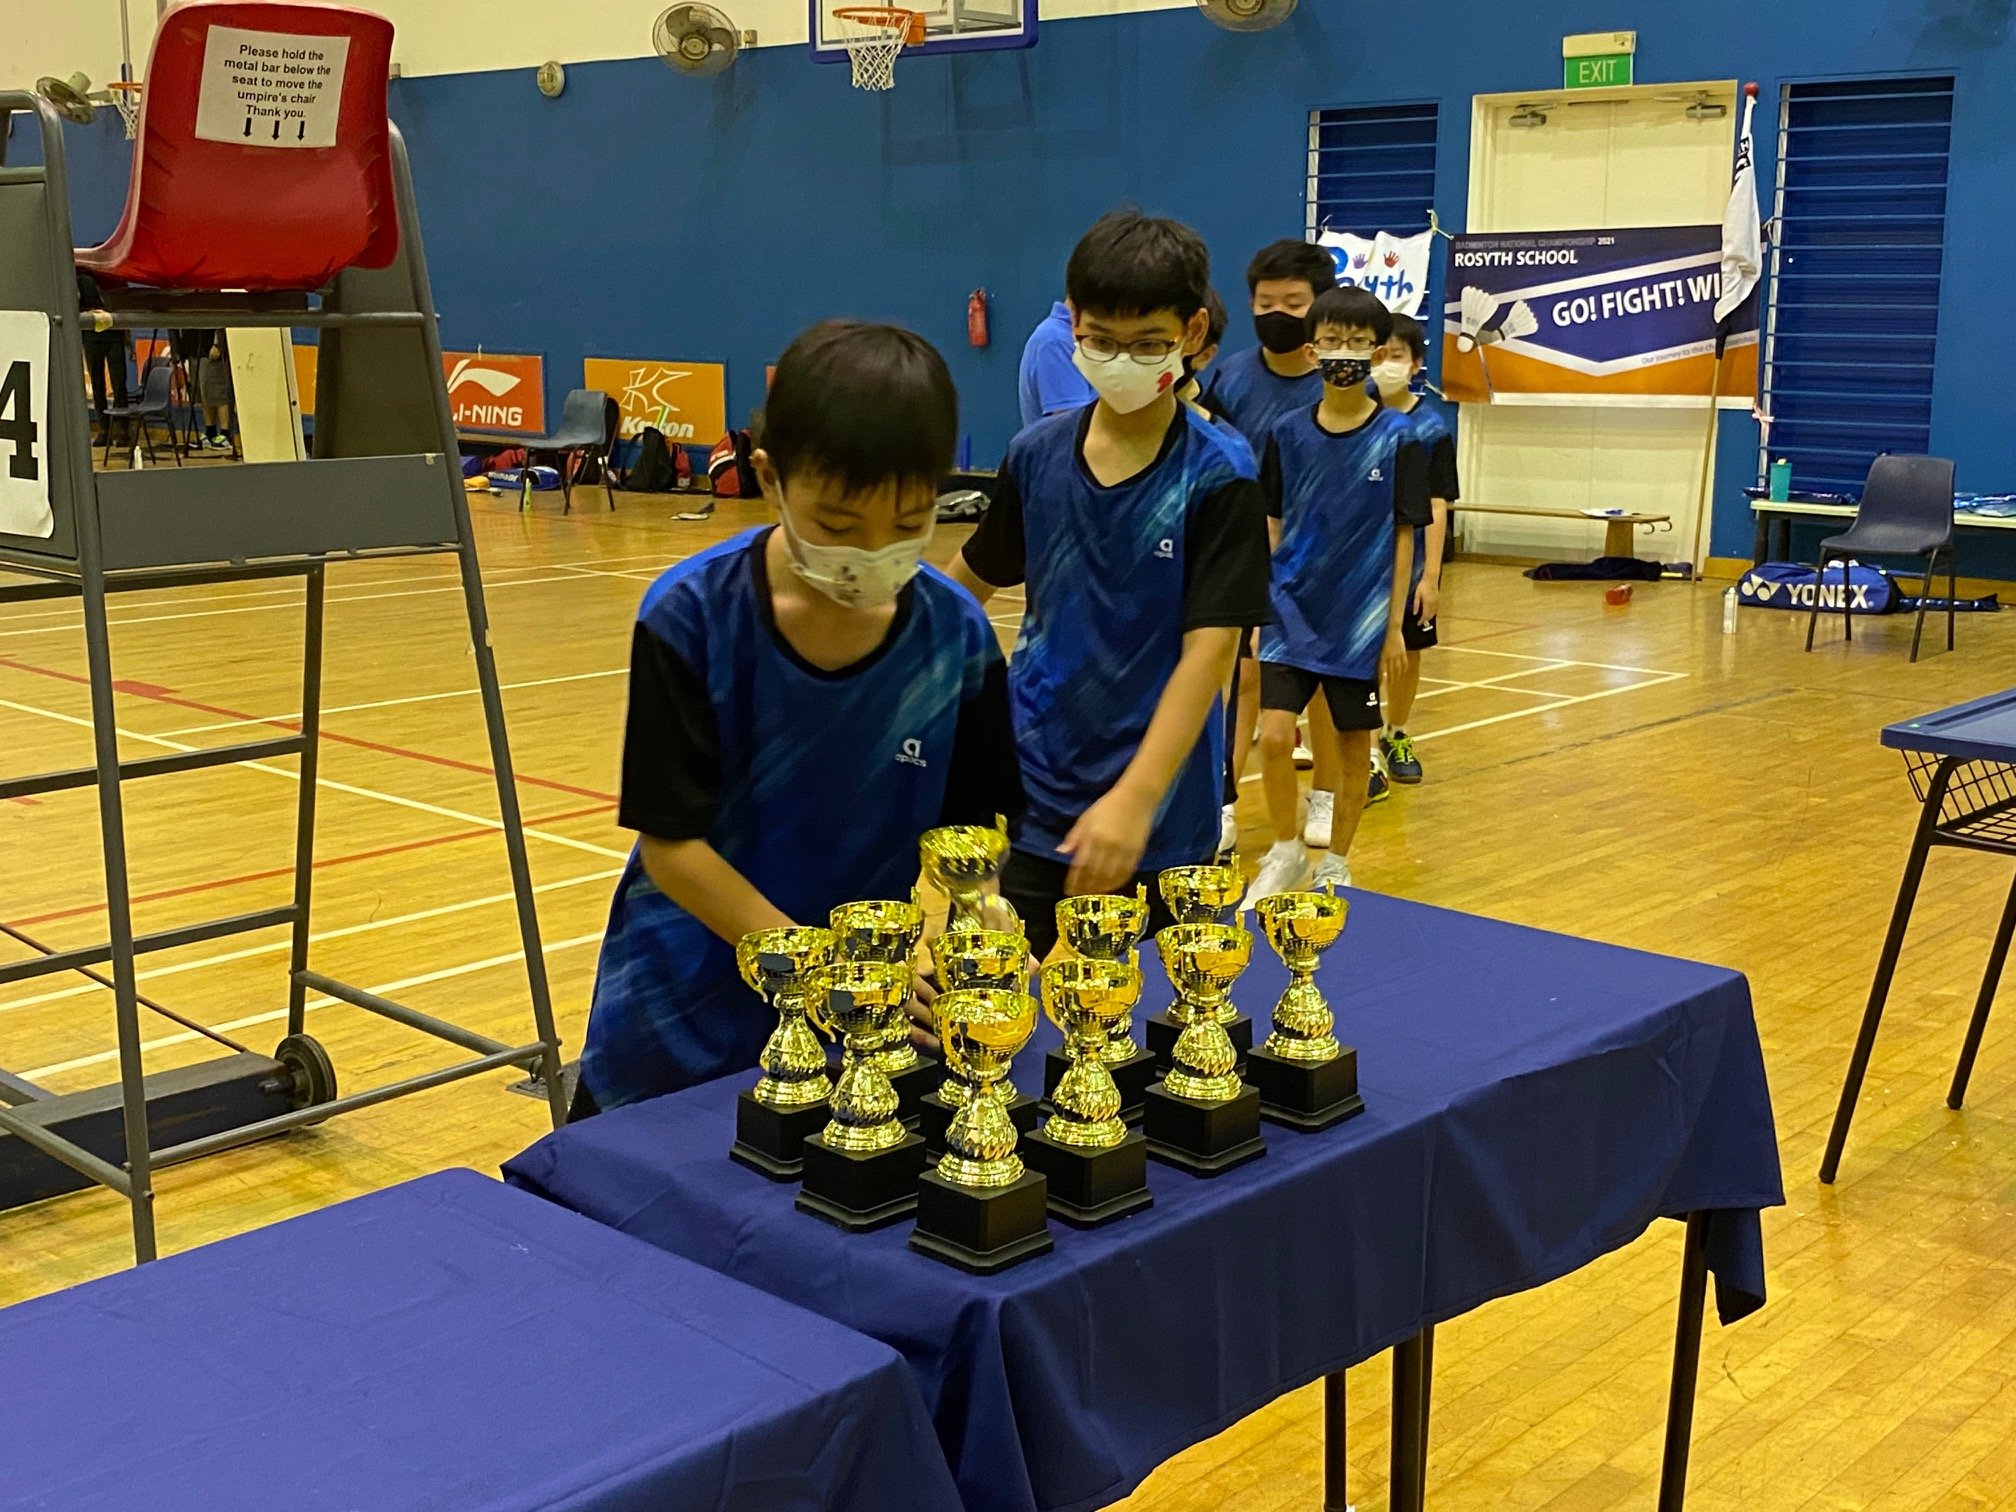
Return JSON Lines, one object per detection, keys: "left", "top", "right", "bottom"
{"left": 1076, "top": 334, "right": 1186, "bottom": 364}
{"left": 1311, "top": 338, "right": 1378, "bottom": 359}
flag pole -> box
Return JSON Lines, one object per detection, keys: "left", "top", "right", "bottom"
{"left": 1698, "top": 82, "right": 1762, "bottom": 582}
{"left": 1692, "top": 350, "right": 1725, "bottom": 576}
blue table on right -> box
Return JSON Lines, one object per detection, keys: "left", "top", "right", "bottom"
{"left": 1822, "top": 689, "right": 2016, "bottom": 1182}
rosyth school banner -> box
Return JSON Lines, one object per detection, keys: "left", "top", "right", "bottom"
{"left": 1440, "top": 226, "right": 1757, "bottom": 406}
{"left": 1319, "top": 230, "right": 1434, "bottom": 317}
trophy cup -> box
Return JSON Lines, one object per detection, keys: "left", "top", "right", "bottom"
{"left": 1048, "top": 889, "right": 1158, "bottom": 1121}
{"left": 919, "top": 825, "right": 1011, "bottom": 931}
{"left": 1148, "top": 864, "right": 1252, "bottom": 1069}
{"left": 1143, "top": 923, "right": 1266, "bottom": 1174}
{"left": 910, "top": 988, "right": 1053, "bottom": 1272}
{"left": 830, "top": 897, "right": 941, "bottom": 1121}
{"left": 795, "top": 960, "right": 928, "bottom": 1230}
{"left": 730, "top": 926, "right": 837, "bottom": 1179}
{"left": 917, "top": 927, "right": 1039, "bottom": 1156}
{"left": 1022, "top": 957, "right": 1154, "bottom": 1226}
{"left": 1247, "top": 888, "right": 1363, "bottom": 1129}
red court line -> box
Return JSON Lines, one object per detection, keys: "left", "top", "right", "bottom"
{"left": 0, "top": 654, "right": 616, "bottom": 803}
{"left": 3, "top": 800, "right": 617, "bottom": 930}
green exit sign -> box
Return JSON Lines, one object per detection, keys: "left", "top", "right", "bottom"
{"left": 1564, "top": 52, "right": 1633, "bottom": 88}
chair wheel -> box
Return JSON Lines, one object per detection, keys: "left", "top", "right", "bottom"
{"left": 274, "top": 1033, "right": 338, "bottom": 1109}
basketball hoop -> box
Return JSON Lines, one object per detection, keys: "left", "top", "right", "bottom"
{"left": 106, "top": 80, "right": 142, "bottom": 140}
{"left": 832, "top": 7, "right": 922, "bottom": 91}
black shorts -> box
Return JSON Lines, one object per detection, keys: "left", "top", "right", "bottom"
{"left": 1259, "top": 663, "right": 1383, "bottom": 731}
{"left": 1239, "top": 625, "right": 1258, "bottom": 659}
{"left": 1403, "top": 615, "right": 1438, "bottom": 651}
{"left": 999, "top": 848, "right": 1191, "bottom": 962}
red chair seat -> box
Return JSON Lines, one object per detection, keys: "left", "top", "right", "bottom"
{"left": 77, "top": 2, "right": 397, "bottom": 292}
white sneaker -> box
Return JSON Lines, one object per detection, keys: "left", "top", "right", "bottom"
{"left": 1243, "top": 840, "right": 1311, "bottom": 907}
{"left": 1302, "top": 789, "right": 1334, "bottom": 848}
{"left": 1311, "top": 852, "right": 1352, "bottom": 890}
{"left": 1219, "top": 803, "right": 1238, "bottom": 857}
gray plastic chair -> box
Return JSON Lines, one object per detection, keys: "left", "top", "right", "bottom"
{"left": 101, "top": 360, "right": 183, "bottom": 467}
{"left": 517, "top": 389, "right": 619, "bottom": 514}
{"left": 1804, "top": 454, "right": 1957, "bottom": 663}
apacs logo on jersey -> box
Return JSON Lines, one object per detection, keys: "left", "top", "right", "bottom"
{"left": 442, "top": 351, "right": 545, "bottom": 433}
{"left": 583, "top": 358, "right": 726, "bottom": 443}
{"left": 895, "top": 737, "right": 928, "bottom": 768}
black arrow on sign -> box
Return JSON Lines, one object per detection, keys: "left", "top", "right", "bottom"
{"left": 242, "top": 114, "right": 253, "bottom": 137}
{"left": 297, "top": 119, "right": 307, "bottom": 141}
{"left": 272, "top": 118, "right": 282, "bottom": 140}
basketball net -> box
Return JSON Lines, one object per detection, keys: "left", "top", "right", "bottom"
{"left": 833, "top": 8, "right": 917, "bottom": 91}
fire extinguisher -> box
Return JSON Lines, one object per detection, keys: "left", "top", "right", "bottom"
{"left": 967, "top": 288, "right": 989, "bottom": 348}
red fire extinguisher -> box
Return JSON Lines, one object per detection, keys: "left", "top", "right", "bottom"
{"left": 967, "top": 288, "right": 989, "bottom": 349}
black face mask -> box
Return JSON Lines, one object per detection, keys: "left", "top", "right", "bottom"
{"left": 1253, "top": 310, "right": 1311, "bottom": 355}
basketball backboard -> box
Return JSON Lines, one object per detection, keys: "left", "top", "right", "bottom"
{"left": 809, "top": 0, "right": 1035, "bottom": 63}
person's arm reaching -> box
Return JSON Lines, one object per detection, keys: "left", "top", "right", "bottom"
{"left": 951, "top": 464, "right": 1025, "bottom": 609}
{"left": 638, "top": 837, "right": 792, "bottom": 942}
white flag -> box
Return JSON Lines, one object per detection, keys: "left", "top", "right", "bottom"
{"left": 1317, "top": 229, "right": 1434, "bottom": 316}
{"left": 1715, "top": 93, "right": 1762, "bottom": 328}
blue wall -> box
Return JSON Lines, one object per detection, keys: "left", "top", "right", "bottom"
{"left": 31, "top": 2, "right": 2016, "bottom": 566}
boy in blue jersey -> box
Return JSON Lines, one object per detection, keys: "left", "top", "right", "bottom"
{"left": 1246, "top": 288, "right": 1433, "bottom": 901}
{"left": 1370, "top": 312, "right": 1460, "bottom": 784}
{"left": 576, "top": 321, "right": 1023, "bottom": 1114}
{"left": 952, "top": 211, "right": 1271, "bottom": 960}
{"left": 1018, "top": 296, "right": 1096, "bottom": 427}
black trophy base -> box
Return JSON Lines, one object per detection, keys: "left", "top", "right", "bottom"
{"left": 919, "top": 1087, "right": 1039, "bottom": 1157}
{"left": 1143, "top": 1081, "right": 1266, "bottom": 1175}
{"left": 886, "top": 1055, "right": 945, "bottom": 1126}
{"left": 1022, "top": 1125, "right": 1153, "bottom": 1227}
{"left": 1247, "top": 1043, "right": 1365, "bottom": 1130}
{"left": 729, "top": 1091, "right": 830, "bottom": 1180}
{"left": 1146, "top": 1012, "right": 1253, "bottom": 1070}
{"left": 795, "top": 1130, "right": 927, "bottom": 1232}
{"left": 909, "top": 1167, "right": 1054, "bottom": 1274}
{"left": 1047, "top": 1044, "right": 1160, "bottom": 1124}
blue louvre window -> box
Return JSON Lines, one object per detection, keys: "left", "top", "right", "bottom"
{"left": 1305, "top": 103, "right": 1439, "bottom": 320}
{"left": 1761, "top": 77, "right": 1953, "bottom": 494}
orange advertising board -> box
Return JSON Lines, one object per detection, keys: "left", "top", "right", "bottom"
{"left": 444, "top": 351, "right": 544, "bottom": 433}
{"left": 583, "top": 358, "right": 725, "bottom": 444}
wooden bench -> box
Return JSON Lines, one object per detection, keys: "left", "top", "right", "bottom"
{"left": 1451, "top": 504, "right": 1670, "bottom": 561}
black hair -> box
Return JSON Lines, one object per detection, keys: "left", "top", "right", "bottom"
{"left": 1309, "top": 286, "right": 1393, "bottom": 345}
{"left": 761, "top": 320, "right": 956, "bottom": 493}
{"left": 1201, "top": 286, "right": 1228, "bottom": 351}
{"left": 1245, "top": 238, "right": 1338, "bottom": 299}
{"left": 1388, "top": 311, "right": 1426, "bottom": 363}
{"left": 1065, "top": 210, "right": 1210, "bottom": 322}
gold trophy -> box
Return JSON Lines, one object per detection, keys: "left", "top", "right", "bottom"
{"left": 1051, "top": 888, "right": 1158, "bottom": 1120}
{"left": 910, "top": 987, "right": 1053, "bottom": 1272}
{"left": 1143, "top": 923, "right": 1266, "bottom": 1174}
{"left": 919, "top": 825, "right": 1013, "bottom": 931}
{"left": 795, "top": 960, "right": 927, "bottom": 1230}
{"left": 1149, "top": 863, "right": 1253, "bottom": 1069}
{"left": 1022, "top": 957, "right": 1154, "bottom": 1226}
{"left": 830, "top": 897, "right": 941, "bottom": 1119}
{"left": 918, "top": 927, "right": 1037, "bottom": 1155}
{"left": 1247, "top": 887, "right": 1363, "bottom": 1129}
{"left": 730, "top": 926, "right": 837, "bottom": 1179}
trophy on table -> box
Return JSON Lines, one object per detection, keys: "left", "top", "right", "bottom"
{"left": 829, "top": 897, "right": 942, "bottom": 1122}
{"left": 1143, "top": 922, "right": 1266, "bottom": 1174}
{"left": 795, "top": 960, "right": 928, "bottom": 1230}
{"left": 1148, "top": 864, "right": 1252, "bottom": 1069}
{"left": 917, "top": 927, "right": 1039, "bottom": 1155}
{"left": 730, "top": 926, "right": 838, "bottom": 1180}
{"left": 1247, "top": 887, "right": 1363, "bottom": 1129}
{"left": 1021, "top": 956, "right": 1154, "bottom": 1226}
{"left": 919, "top": 825, "right": 1012, "bottom": 931}
{"left": 1048, "top": 889, "right": 1159, "bottom": 1121}
{"left": 910, "top": 987, "right": 1054, "bottom": 1272}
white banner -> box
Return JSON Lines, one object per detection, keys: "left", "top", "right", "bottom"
{"left": 1319, "top": 229, "right": 1435, "bottom": 316}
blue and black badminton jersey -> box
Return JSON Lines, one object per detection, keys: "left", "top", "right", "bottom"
{"left": 1259, "top": 405, "right": 1432, "bottom": 680}
{"left": 961, "top": 405, "right": 1270, "bottom": 872}
{"left": 580, "top": 529, "right": 1020, "bottom": 1110}
{"left": 1388, "top": 397, "right": 1460, "bottom": 592}
{"left": 1203, "top": 346, "right": 1324, "bottom": 449}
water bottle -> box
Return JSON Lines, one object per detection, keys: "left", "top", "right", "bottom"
{"left": 1722, "top": 585, "right": 1739, "bottom": 634}
{"left": 1768, "top": 458, "right": 1792, "bottom": 502}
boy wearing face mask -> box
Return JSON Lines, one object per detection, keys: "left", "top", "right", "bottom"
{"left": 575, "top": 321, "right": 1023, "bottom": 1115}
{"left": 1370, "top": 312, "right": 1458, "bottom": 784}
{"left": 1245, "top": 288, "right": 1431, "bottom": 903}
{"left": 951, "top": 211, "right": 1270, "bottom": 960}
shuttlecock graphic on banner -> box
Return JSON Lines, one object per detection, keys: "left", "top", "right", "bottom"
{"left": 1456, "top": 286, "right": 1499, "bottom": 352}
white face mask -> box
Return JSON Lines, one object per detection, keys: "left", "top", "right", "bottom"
{"left": 1072, "top": 343, "right": 1187, "bottom": 415}
{"left": 1371, "top": 359, "right": 1415, "bottom": 398}
{"left": 777, "top": 493, "right": 932, "bottom": 610}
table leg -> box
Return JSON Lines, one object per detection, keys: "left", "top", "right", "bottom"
{"left": 1657, "top": 1212, "right": 1710, "bottom": 1512}
{"left": 1775, "top": 518, "right": 1792, "bottom": 564}
{"left": 1751, "top": 513, "right": 1768, "bottom": 569}
{"left": 1949, "top": 869, "right": 2016, "bottom": 1110}
{"left": 1819, "top": 759, "right": 1954, "bottom": 1183}
{"left": 1390, "top": 1333, "right": 1428, "bottom": 1512}
{"left": 1604, "top": 518, "right": 1633, "bottom": 559}
{"left": 1322, "top": 1370, "right": 1349, "bottom": 1512}
{"left": 1417, "top": 1325, "right": 1435, "bottom": 1490}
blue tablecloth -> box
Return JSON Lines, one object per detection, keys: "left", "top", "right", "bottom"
{"left": 0, "top": 1169, "right": 961, "bottom": 1512}
{"left": 507, "top": 892, "right": 1784, "bottom": 1512}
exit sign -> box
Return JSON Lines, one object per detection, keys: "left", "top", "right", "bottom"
{"left": 1564, "top": 53, "right": 1633, "bottom": 88}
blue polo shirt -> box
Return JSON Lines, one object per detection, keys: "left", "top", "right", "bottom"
{"left": 1017, "top": 301, "right": 1095, "bottom": 427}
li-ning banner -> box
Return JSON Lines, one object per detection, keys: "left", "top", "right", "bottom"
{"left": 1318, "top": 230, "right": 1434, "bottom": 316}
{"left": 1440, "top": 226, "right": 1757, "bottom": 406}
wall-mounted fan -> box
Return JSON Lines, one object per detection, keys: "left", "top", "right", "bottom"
{"left": 655, "top": 4, "right": 741, "bottom": 77}
{"left": 1196, "top": 0, "right": 1298, "bottom": 32}
{"left": 35, "top": 72, "right": 99, "bottom": 126}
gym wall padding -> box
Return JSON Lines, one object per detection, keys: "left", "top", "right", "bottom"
{"left": 30, "top": 2, "right": 2016, "bottom": 569}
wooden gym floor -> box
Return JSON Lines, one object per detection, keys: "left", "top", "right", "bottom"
{"left": 3, "top": 486, "right": 2015, "bottom": 1510}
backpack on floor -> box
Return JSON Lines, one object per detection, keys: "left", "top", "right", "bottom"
{"left": 624, "top": 427, "right": 684, "bottom": 492}
{"left": 708, "top": 429, "right": 756, "bottom": 498}
{"left": 1736, "top": 561, "right": 1896, "bottom": 615}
